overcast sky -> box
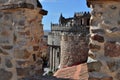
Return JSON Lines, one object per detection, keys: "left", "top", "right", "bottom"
{"left": 39, "top": 0, "right": 90, "bottom": 30}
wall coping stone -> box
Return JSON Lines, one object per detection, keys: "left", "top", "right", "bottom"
{"left": 87, "top": 0, "right": 120, "bottom": 7}
{"left": 0, "top": 2, "right": 48, "bottom": 15}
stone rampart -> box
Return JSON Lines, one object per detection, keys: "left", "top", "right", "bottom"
{"left": 60, "top": 33, "right": 89, "bottom": 68}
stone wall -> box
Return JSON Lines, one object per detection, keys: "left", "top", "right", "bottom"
{"left": 60, "top": 33, "right": 89, "bottom": 68}
{"left": 48, "top": 33, "right": 61, "bottom": 46}
{"left": 51, "top": 25, "right": 89, "bottom": 34}
{"left": 49, "top": 46, "right": 60, "bottom": 71}
{"left": 87, "top": 0, "right": 120, "bottom": 80}
{"left": 0, "top": 0, "right": 47, "bottom": 80}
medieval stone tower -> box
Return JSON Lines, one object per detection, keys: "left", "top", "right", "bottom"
{"left": 87, "top": 0, "right": 120, "bottom": 80}
{"left": 60, "top": 33, "right": 89, "bottom": 68}
{"left": 0, "top": 0, "right": 47, "bottom": 80}
{"left": 48, "top": 12, "right": 90, "bottom": 71}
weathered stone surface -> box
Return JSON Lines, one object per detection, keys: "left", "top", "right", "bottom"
{"left": 115, "top": 70, "right": 120, "bottom": 80}
{"left": 0, "top": 0, "right": 47, "bottom": 80}
{"left": 60, "top": 35, "right": 88, "bottom": 68}
{"left": 91, "top": 34, "right": 104, "bottom": 43}
{"left": 91, "top": 29, "right": 105, "bottom": 34}
{"left": 0, "top": 69, "right": 13, "bottom": 80}
{"left": 5, "top": 58, "right": 13, "bottom": 68}
{"left": 17, "top": 61, "right": 30, "bottom": 67}
{"left": 0, "top": 48, "right": 3, "bottom": 53}
{"left": 0, "top": 3, "right": 34, "bottom": 10}
{"left": 0, "top": 57, "right": 1, "bottom": 64}
{"left": 17, "top": 68, "right": 30, "bottom": 76}
{"left": 109, "top": 5, "right": 117, "bottom": 10}
{"left": 107, "top": 60, "right": 120, "bottom": 72}
{"left": 105, "top": 42, "right": 120, "bottom": 57}
{"left": 92, "top": 77, "right": 112, "bottom": 80}
{"left": 89, "top": 77, "right": 113, "bottom": 80}
{"left": 18, "top": 20, "right": 25, "bottom": 26}
{"left": 117, "top": 20, "right": 120, "bottom": 25}
{"left": 0, "top": 0, "right": 8, "bottom": 4}
{"left": 89, "top": 72, "right": 113, "bottom": 80}
{"left": 18, "top": 31, "right": 30, "bottom": 36}
{"left": 89, "top": 77, "right": 99, "bottom": 80}
{"left": 22, "top": 76, "right": 68, "bottom": 80}
{"left": 101, "top": 77, "right": 113, "bottom": 80}
{"left": 0, "top": 0, "right": 43, "bottom": 9}
{"left": 87, "top": 0, "right": 120, "bottom": 80}
{"left": 35, "top": 58, "right": 43, "bottom": 65}
{"left": 14, "top": 49, "right": 31, "bottom": 59}
{"left": 88, "top": 61, "right": 102, "bottom": 72}
{"left": 14, "top": 33, "right": 17, "bottom": 42}
{"left": 33, "top": 46, "right": 39, "bottom": 51}
{"left": 109, "top": 27, "right": 119, "bottom": 32}
{"left": 89, "top": 43, "right": 101, "bottom": 51}
{"left": 0, "top": 48, "right": 9, "bottom": 55}
{"left": 2, "top": 45, "right": 13, "bottom": 50}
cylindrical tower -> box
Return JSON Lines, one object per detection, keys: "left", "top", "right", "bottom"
{"left": 60, "top": 33, "right": 88, "bottom": 68}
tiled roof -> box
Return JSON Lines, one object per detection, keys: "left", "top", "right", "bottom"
{"left": 54, "top": 63, "right": 88, "bottom": 80}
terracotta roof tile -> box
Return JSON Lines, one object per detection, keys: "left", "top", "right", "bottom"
{"left": 54, "top": 63, "right": 88, "bottom": 80}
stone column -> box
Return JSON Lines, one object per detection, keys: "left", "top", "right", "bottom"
{"left": 87, "top": 0, "right": 120, "bottom": 80}
{"left": 49, "top": 46, "right": 53, "bottom": 70}
{"left": 0, "top": 0, "right": 47, "bottom": 79}
{"left": 52, "top": 48, "right": 55, "bottom": 71}
{"left": 55, "top": 48, "right": 60, "bottom": 70}
{"left": 54, "top": 48, "right": 57, "bottom": 71}
{"left": 58, "top": 48, "right": 61, "bottom": 65}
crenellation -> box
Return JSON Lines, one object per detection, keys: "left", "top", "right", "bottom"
{"left": 61, "top": 33, "right": 86, "bottom": 42}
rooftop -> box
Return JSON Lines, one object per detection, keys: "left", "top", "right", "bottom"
{"left": 54, "top": 63, "right": 88, "bottom": 80}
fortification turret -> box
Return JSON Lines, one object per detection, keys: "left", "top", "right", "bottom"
{"left": 60, "top": 33, "right": 89, "bottom": 68}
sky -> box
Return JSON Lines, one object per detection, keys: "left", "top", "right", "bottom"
{"left": 39, "top": 0, "right": 90, "bottom": 30}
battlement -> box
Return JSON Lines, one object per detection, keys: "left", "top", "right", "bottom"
{"left": 51, "top": 25, "right": 89, "bottom": 32}
{"left": 51, "top": 25, "right": 73, "bottom": 31}
{"left": 51, "top": 24, "right": 60, "bottom": 26}
{"left": 74, "top": 11, "right": 90, "bottom": 17}
{"left": 61, "top": 33, "right": 86, "bottom": 42}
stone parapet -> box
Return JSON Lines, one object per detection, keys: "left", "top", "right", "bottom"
{"left": 61, "top": 33, "right": 85, "bottom": 41}
{"left": 0, "top": 2, "right": 35, "bottom": 9}
{"left": 0, "top": 0, "right": 47, "bottom": 15}
{"left": 87, "top": 0, "right": 120, "bottom": 80}
{"left": 51, "top": 25, "right": 89, "bottom": 32}
{"left": 0, "top": 0, "right": 40, "bottom": 7}
{"left": 87, "top": 0, "right": 120, "bottom": 7}
{"left": 0, "top": 0, "right": 47, "bottom": 80}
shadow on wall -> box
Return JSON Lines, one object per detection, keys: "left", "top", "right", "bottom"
{"left": 21, "top": 76, "right": 71, "bottom": 80}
